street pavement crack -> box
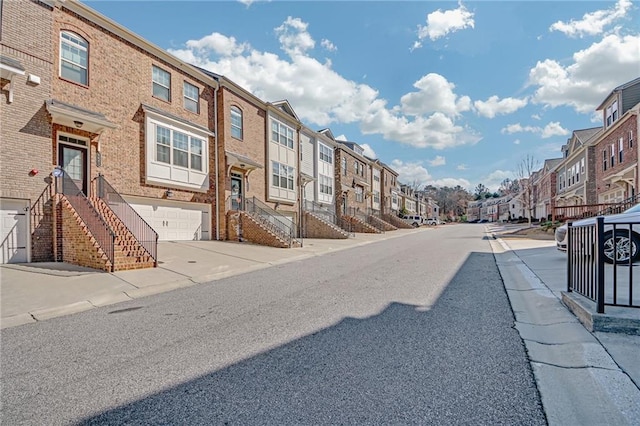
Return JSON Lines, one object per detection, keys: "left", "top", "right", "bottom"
{"left": 516, "top": 320, "right": 579, "bottom": 326}
{"left": 531, "top": 360, "right": 620, "bottom": 372}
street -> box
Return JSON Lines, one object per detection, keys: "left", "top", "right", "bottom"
{"left": 1, "top": 225, "right": 546, "bottom": 424}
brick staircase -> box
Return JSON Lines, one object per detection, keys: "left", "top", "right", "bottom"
{"left": 368, "top": 215, "right": 398, "bottom": 232}
{"left": 304, "top": 211, "right": 350, "bottom": 239}
{"left": 382, "top": 214, "right": 415, "bottom": 229}
{"left": 90, "top": 197, "right": 156, "bottom": 270}
{"left": 228, "top": 211, "right": 302, "bottom": 248}
{"left": 60, "top": 196, "right": 155, "bottom": 271}
{"left": 341, "top": 215, "right": 382, "bottom": 234}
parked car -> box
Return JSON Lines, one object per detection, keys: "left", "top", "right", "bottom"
{"left": 425, "top": 218, "right": 439, "bottom": 226}
{"left": 555, "top": 203, "right": 640, "bottom": 263}
{"left": 399, "top": 214, "right": 424, "bottom": 227}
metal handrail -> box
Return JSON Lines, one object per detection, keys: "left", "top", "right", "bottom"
{"left": 93, "top": 175, "right": 158, "bottom": 266}
{"left": 245, "top": 197, "right": 300, "bottom": 247}
{"left": 55, "top": 169, "right": 116, "bottom": 271}
{"left": 304, "top": 200, "right": 338, "bottom": 225}
{"left": 554, "top": 195, "right": 638, "bottom": 221}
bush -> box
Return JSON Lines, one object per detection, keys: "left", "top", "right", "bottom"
{"left": 539, "top": 220, "right": 562, "bottom": 231}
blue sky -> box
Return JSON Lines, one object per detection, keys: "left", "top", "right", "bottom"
{"left": 86, "top": 0, "right": 639, "bottom": 192}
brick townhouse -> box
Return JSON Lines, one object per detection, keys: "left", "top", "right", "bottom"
{"left": 593, "top": 78, "right": 639, "bottom": 203}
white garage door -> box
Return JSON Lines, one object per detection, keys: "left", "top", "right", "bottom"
{"left": 125, "top": 197, "right": 210, "bottom": 241}
{"left": 1, "top": 199, "right": 29, "bottom": 263}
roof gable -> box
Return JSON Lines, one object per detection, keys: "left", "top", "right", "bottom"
{"left": 270, "top": 100, "right": 299, "bottom": 122}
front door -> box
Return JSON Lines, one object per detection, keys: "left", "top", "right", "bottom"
{"left": 231, "top": 174, "right": 243, "bottom": 211}
{"left": 58, "top": 144, "right": 88, "bottom": 194}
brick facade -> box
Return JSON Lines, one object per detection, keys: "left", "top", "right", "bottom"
{"left": 335, "top": 145, "right": 369, "bottom": 218}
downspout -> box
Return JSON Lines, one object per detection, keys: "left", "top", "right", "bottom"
{"left": 214, "top": 83, "right": 220, "bottom": 240}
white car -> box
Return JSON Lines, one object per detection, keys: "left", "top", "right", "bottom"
{"left": 399, "top": 214, "right": 424, "bottom": 227}
{"left": 555, "top": 203, "right": 640, "bottom": 263}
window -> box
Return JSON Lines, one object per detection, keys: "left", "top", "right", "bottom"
{"left": 355, "top": 186, "right": 364, "bottom": 202}
{"left": 342, "top": 157, "right": 347, "bottom": 175}
{"left": 231, "top": 106, "right": 243, "bottom": 139}
{"left": 603, "top": 149, "right": 608, "bottom": 171}
{"left": 606, "top": 101, "right": 618, "bottom": 127}
{"left": 374, "top": 172, "right": 380, "bottom": 182}
{"left": 319, "top": 144, "right": 333, "bottom": 163}
{"left": 373, "top": 190, "right": 380, "bottom": 204}
{"left": 272, "top": 162, "right": 294, "bottom": 190}
{"left": 618, "top": 138, "right": 624, "bottom": 163}
{"left": 580, "top": 158, "right": 585, "bottom": 174}
{"left": 183, "top": 82, "right": 199, "bottom": 113}
{"left": 152, "top": 66, "right": 171, "bottom": 101}
{"left": 610, "top": 144, "right": 615, "bottom": 168}
{"left": 60, "top": 31, "right": 88, "bottom": 85}
{"left": 319, "top": 174, "right": 333, "bottom": 195}
{"left": 630, "top": 130, "right": 634, "bottom": 148}
{"left": 154, "top": 125, "right": 203, "bottom": 171}
{"left": 271, "top": 119, "right": 294, "bottom": 148}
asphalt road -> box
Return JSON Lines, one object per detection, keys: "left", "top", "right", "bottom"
{"left": 1, "top": 224, "right": 546, "bottom": 425}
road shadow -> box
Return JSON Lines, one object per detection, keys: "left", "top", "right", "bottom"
{"left": 77, "top": 252, "right": 545, "bottom": 425}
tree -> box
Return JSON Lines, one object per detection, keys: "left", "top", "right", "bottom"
{"left": 516, "top": 155, "right": 539, "bottom": 226}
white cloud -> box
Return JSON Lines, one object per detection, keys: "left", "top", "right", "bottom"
{"left": 528, "top": 33, "right": 640, "bottom": 113}
{"left": 456, "top": 164, "right": 467, "bottom": 171}
{"left": 549, "top": 0, "right": 632, "bottom": 38}
{"left": 335, "top": 134, "right": 348, "bottom": 141}
{"left": 428, "top": 177, "right": 472, "bottom": 190}
{"left": 391, "top": 159, "right": 432, "bottom": 187}
{"left": 400, "top": 73, "right": 472, "bottom": 117}
{"left": 501, "top": 122, "right": 569, "bottom": 139}
{"left": 481, "top": 170, "right": 515, "bottom": 192}
{"left": 541, "top": 122, "right": 570, "bottom": 138}
{"left": 170, "top": 17, "right": 481, "bottom": 150}
{"left": 531, "top": 114, "right": 541, "bottom": 120}
{"left": 321, "top": 39, "right": 337, "bottom": 52}
{"left": 513, "top": 139, "right": 521, "bottom": 145}
{"left": 361, "top": 143, "right": 377, "bottom": 159}
{"left": 429, "top": 155, "right": 446, "bottom": 167}
{"left": 414, "top": 1, "right": 475, "bottom": 49}
{"left": 474, "top": 96, "right": 528, "bottom": 118}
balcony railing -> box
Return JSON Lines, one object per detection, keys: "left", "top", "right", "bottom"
{"left": 245, "top": 197, "right": 300, "bottom": 247}
{"left": 93, "top": 174, "right": 158, "bottom": 266}
{"left": 55, "top": 169, "right": 116, "bottom": 271}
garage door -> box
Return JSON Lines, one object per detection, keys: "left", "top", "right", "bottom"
{"left": 125, "top": 197, "right": 210, "bottom": 241}
{"left": 1, "top": 199, "right": 29, "bottom": 263}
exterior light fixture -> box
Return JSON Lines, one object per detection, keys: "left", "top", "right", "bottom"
{"left": 73, "top": 120, "right": 83, "bottom": 128}
{"left": 165, "top": 189, "right": 174, "bottom": 198}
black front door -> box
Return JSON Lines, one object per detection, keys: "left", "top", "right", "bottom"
{"left": 59, "top": 144, "right": 88, "bottom": 194}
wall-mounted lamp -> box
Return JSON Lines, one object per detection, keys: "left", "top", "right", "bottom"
{"left": 605, "top": 183, "right": 611, "bottom": 189}
{"left": 165, "top": 189, "right": 174, "bottom": 198}
{"left": 73, "top": 120, "right": 84, "bottom": 128}
{"left": 274, "top": 202, "right": 280, "bottom": 210}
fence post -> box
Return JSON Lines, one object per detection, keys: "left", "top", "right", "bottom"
{"left": 567, "top": 222, "right": 573, "bottom": 293}
{"left": 595, "top": 217, "right": 605, "bottom": 314}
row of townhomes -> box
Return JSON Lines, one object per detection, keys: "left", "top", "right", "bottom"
{"left": 0, "top": 0, "right": 438, "bottom": 270}
{"left": 467, "top": 77, "right": 639, "bottom": 223}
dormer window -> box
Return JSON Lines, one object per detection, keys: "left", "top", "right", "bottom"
{"left": 605, "top": 101, "right": 618, "bottom": 127}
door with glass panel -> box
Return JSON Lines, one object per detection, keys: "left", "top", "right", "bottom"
{"left": 231, "top": 174, "right": 243, "bottom": 211}
{"left": 58, "top": 143, "right": 88, "bottom": 194}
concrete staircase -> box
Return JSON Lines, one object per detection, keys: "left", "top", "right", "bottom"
{"left": 304, "top": 211, "right": 350, "bottom": 239}
{"left": 367, "top": 215, "right": 397, "bottom": 232}
{"left": 341, "top": 215, "right": 382, "bottom": 234}
{"left": 228, "top": 211, "right": 302, "bottom": 248}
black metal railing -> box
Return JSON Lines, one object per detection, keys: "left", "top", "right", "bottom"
{"left": 93, "top": 174, "right": 158, "bottom": 266}
{"left": 304, "top": 200, "right": 338, "bottom": 225}
{"left": 554, "top": 195, "right": 638, "bottom": 222}
{"left": 55, "top": 169, "right": 116, "bottom": 271}
{"left": 567, "top": 217, "right": 639, "bottom": 313}
{"left": 245, "top": 197, "right": 300, "bottom": 247}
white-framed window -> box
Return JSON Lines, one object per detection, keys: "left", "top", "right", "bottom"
{"left": 580, "top": 158, "right": 585, "bottom": 174}
{"left": 271, "top": 119, "right": 294, "bottom": 149}
{"left": 355, "top": 186, "right": 364, "bottom": 202}
{"left": 319, "top": 174, "right": 333, "bottom": 195}
{"left": 272, "top": 161, "right": 294, "bottom": 190}
{"left": 630, "top": 130, "right": 634, "bottom": 148}
{"left": 154, "top": 125, "right": 204, "bottom": 171}
{"left": 231, "top": 106, "right": 243, "bottom": 139}
{"left": 341, "top": 157, "right": 347, "bottom": 175}
{"left": 144, "top": 109, "right": 210, "bottom": 191}
{"left": 373, "top": 190, "right": 380, "bottom": 204}
{"left": 373, "top": 171, "right": 380, "bottom": 182}
{"left": 619, "top": 138, "right": 624, "bottom": 163}
{"left": 183, "top": 82, "right": 199, "bottom": 113}
{"left": 603, "top": 149, "right": 608, "bottom": 171}
{"left": 319, "top": 144, "right": 333, "bottom": 163}
{"left": 610, "top": 144, "right": 615, "bottom": 168}
{"left": 60, "top": 31, "right": 88, "bottom": 85}
{"left": 152, "top": 65, "right": 171, "bottom": 101}
{"left": 606, "top": 101, "right": 618, "bottom": 127}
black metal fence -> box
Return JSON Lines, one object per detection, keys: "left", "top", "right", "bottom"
{"left": 304, "top": 200, "right": 338, "bottom": 225}
{"left": 55, "top": 169, "right": 116, "bottom": 271}
{"left": 93, "top": 174, "right": 158, "bottom": 266}
{"left": 567, "top": 217, "right": 639, "bottom": 313}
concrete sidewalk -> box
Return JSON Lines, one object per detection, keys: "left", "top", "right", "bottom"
{"left": 489, "top": 227, "right": 640, "bottom": 425}
{"left": 0, "top": 229, "right": 421, "bottom": 329}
